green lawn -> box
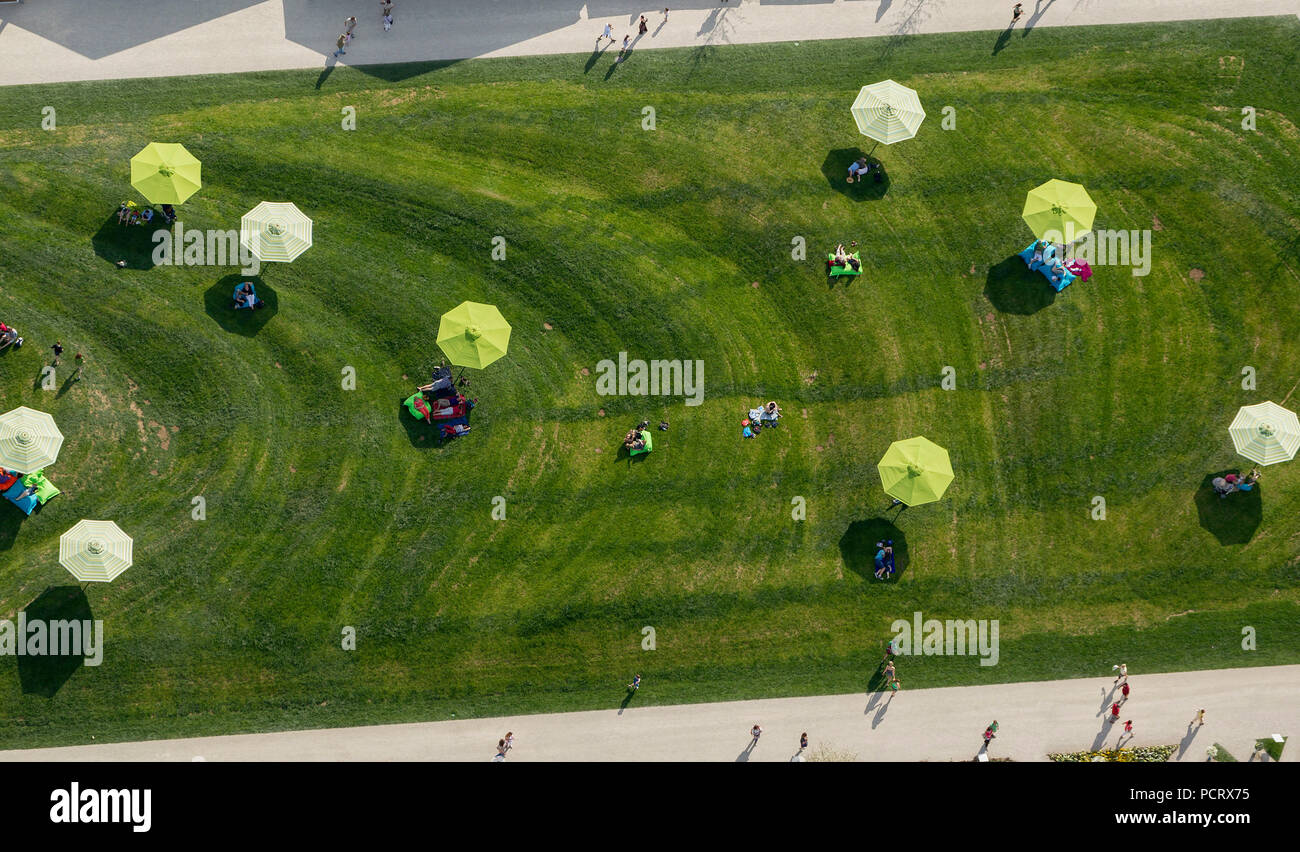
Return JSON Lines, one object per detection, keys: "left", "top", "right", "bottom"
{"left": 0, "top": 17, "right": 1298, "bottom": 749}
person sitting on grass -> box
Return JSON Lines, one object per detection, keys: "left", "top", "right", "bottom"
{"left": 762, "top": 401, "right": 781, "bottom": 422}
{"left": 874, "top": 541, "right": 895, "bottom": 579}
{"left": 623, "top": 428, "right": 640, "bottom": 449}
{"left": 141, "top": 207, "right": 154, "bottom": 224}
{"left": 1239, "top": 468, "right": 1261, "bottom": 491}
{"left": 235, "top": 282, "right": 260, "bottom": 310}
{"left": 161, "top": 204, "right": 177, "bottom": 224}
{"left": 847, "top": 157, "right": 870, "bottom": 183}
{"left": 1212, "top": 476, "right": 1236, "bottom": 498}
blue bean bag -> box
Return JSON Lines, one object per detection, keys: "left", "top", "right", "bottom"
{"left": 1019, "top": 242, "right": 1077, "bottom": 291}
{"left": 232, "top": 282, "right": 264, "bottom": 310}
{"left": 4, "top": 481, "right": 39, "bottom": 515}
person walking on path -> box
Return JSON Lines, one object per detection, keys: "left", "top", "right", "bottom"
{"left": 1109, "top": 701, "right": 1121, "bottom": 722}
{"left": 627, "top": 673, "right": 641, "bottom": 691}
{"left": 1119, "top": 720, "right": 1134, "bottom": 744}
{"left": 345, "top": 16, "right": 358, "bottom": 38}
{"left": 1191, "top": 709, "right": 1205, "bottom": 727}
{"left": 663, "top": 8, "right": 670, "bottom": 22}
{"left": 1120, "top": 681, "right": 1130, "bottom": 704}
{"left": 495, "top": 738, "right": 508, "bottom": 760}
{"left": 1113, "top": 663, "right": 1127, "bottom": 683}
{"left": 1012, "top": 3, "right": 1024, "bottom": 23}
{"left": 638, "top": 15, "right": 648, "bottom": 35}
{"left": 503, "top": 732, "right": 514, "bottom": 753}
{"left": 598, "top": 23, "right": 614, "bottom": 45}
{"left": 750, "top": 724, "right": 763, "bottom": 746}
{"left": 982, "top": 720, "right": 998, "bottom": 748}
{"left": 799, "top": 732, "right": 808, "bottom": 753}
{"left": 333, "top": 34, "right": 348, "bottom": 57}
{"left": 616, "top": 34, "right": 631, "bottom": 63}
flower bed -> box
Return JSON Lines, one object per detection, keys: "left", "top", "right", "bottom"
{"left": 1049, "top": 745, "right": 1177, "bottom": 763}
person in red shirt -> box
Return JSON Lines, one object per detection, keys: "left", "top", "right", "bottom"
{"left": 1110, "top": 702, "right": 1121, "bottom": 722}
{"left": 1120, "top": 681, "right": 1131, "bottom": 703}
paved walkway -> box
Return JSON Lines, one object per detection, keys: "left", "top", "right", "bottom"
{"left": 1, "top": 0, "right": 1298, "bottom": 87}
{"left": 3, "top": 665, "right": 1295, "bottom": 761}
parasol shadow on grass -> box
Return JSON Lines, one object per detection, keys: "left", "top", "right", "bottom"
{"left": 17, "top": 586, "right": 94, "bottom": 698}
{"left": 1194, "top": 471, "right": 1261, "bottom": 545}
{"left": 821, "top": 149, "right": 890, "bottom": 201}
{"left": 398, "top": 401, "right": 440, "bottom": 450}
{"left": 91, "top": 214, "right": 160, "bottom": 270}
{"left": 984, "top": 255, "right": 1056, "bottom": 315}
{"left": 839, "top": 518, "right": 908, "bottom": 583}
{"left": 204, "top": 275, "right": 277, "bottom": 337}
{"left": 0, "top": 508, "right": 22, "bottom": 551}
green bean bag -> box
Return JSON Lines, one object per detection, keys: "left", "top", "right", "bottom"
{"left": 827, "top": 252, "right": 862, "bottom": 276}
{"left": 630, "top": 429, "right": 653, "bottom": 456}
{"left": 21, "top": 470, "right": 60, "bottom": 505}
{"left": 404, "top": 392, "right": 432, "bottom": 421}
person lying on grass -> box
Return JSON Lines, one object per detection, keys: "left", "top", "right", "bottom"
{"left": 847, "top": 157, "right": 870, "bottom": 183}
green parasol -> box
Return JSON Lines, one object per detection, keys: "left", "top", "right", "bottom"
{"left": 436, "top": 302, "right": 512, "bottom": 370}
{"left": 878, "top": 436, "right": 954, "bottom": 506}
{"left": 130, "top": 142, "right": 202, "bottom": 205}
{"left": 1022, "top": 179, "right": 1096, "bottom": 243}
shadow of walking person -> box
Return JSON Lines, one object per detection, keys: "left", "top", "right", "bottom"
{"left": 992, "top": 24, "right": 1014, "bottom": 56}
{"left": 1176, "top": 723, "right": 1202, "bottom": 760}
{"left": 1090, "top": 718, "right": 1114, "bottom": 752}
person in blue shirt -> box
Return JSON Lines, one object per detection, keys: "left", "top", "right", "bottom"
{"left": 874, "top": 541, "right": 895, "bottom": 579}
